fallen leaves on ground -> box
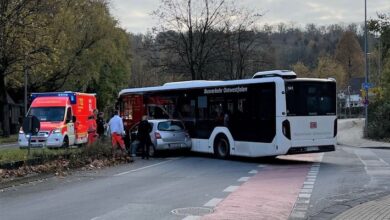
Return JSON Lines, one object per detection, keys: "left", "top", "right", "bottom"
{"left": 0, "top": 156, "right": 131, "bottom": 181}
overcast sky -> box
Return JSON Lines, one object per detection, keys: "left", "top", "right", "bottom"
{"left": 109, "top": 0, "right": 390, "bottom": 34}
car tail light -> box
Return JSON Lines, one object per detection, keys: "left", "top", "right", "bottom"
{"left": 334, "top": 118, "right": 338, "bottom": 137}
{"left": 282, "top": 120, "right": 291, "bottom": 140}
{"left": 155, "top": 132, "right": 161, "bottom": 139}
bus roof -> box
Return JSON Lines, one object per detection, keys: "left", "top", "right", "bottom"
{"left": 119, "top": 77, "right": 334, "bottom": 96}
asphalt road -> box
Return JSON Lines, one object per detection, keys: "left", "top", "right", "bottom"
{"left": 1, "top": 121, "right": 390, "bottom": 219}
{"left": 307, "top": 146, "right": 390, "bottom": 219}
{"left": 0, "top": 155, "right": 262, "bottom": 220}
{"left": 0, "top": 142, "right": 18, "bottom": 149}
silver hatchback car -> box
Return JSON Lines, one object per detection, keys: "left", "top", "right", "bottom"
{"left": 129, "top": 119, "right": 192, "bottom": 156}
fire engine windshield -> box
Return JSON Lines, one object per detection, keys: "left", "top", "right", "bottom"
{"left": 29, "top": 107, "right": 65, "bottom": 122}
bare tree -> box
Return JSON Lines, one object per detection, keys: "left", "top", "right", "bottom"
{"left": 219, "top": 4, "right": 262, "bottom": 79}
{"left": 153, "top": 0, "right": 229, "bottom": 80}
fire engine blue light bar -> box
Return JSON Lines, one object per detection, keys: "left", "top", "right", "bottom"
{"left": 30, "top": 92, "right": 77, "bottom": 104}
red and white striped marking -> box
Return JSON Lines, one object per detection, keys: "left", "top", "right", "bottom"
{"left": 200, "top": 153, "right": 322, "bottom": 220}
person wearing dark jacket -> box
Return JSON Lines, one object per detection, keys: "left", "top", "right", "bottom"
{"left": 137, "top": 115, "right": 152, "bottom": 159}
{"left": 96, "top": 112, "right": 105, "bottom": 140}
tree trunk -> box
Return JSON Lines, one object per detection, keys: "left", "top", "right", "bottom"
{"left": 0, "top": 73, "right": 10, "bottom": 137}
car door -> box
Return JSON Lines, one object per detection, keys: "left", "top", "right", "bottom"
{"left": 65, "top": 107, "right": 76, "bottom": 145}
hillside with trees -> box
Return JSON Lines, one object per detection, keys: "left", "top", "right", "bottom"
{"left": 1, "top": 0, "right": 388, "bottom": 139}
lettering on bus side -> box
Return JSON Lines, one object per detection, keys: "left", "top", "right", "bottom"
{"left": 204, "top": 86, "right": 248, "bottom": 95}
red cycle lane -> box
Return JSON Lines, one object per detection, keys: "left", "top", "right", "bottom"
{"left": 202, "top": 154, "right": 320, "bottom": 220}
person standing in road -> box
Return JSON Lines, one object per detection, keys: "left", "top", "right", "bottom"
{"left": 108, "top": 110, "right": 132, "bottom": 161}
{"left": 137, "top": 115, "right": 152, "bottom": 159}
{"left": 96, "top": 112, "right": 105, "bottom": 140}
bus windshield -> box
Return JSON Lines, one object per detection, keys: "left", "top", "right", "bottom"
{"left": 29, "top": 107, "right": 65, "bottom": 122}
{"left": 285, "top": 81, "right": 336, "bottom": 116}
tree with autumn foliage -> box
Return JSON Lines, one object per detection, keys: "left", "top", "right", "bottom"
{"left": 291, "top": 61, "right": 313, "bottom": 78}
{"left": 366, "top": 13, "right": 390, "bottom": 139}
{"left": 314, "top": 56, "right": 347, "bottom": 90}
{"left": 334, "top": 31, "right": 364, "bottom": 83}
{"left": 0, "top": 0, "right": 132, "bottom": 136}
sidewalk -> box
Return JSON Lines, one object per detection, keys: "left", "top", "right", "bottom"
{"left": 334, "top": 195, "right": 390, "bottom": 220}
{"left": 337, "top": 118, "right": 390, "bottom": 148}
{"left": 333, "top": 118, "right": 390, "bottom": 220}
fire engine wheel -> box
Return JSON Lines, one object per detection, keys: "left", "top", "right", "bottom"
{"left": 62, "top": 136, "right": 69, "bottom": 148}
{"left": 214, "top": 135, "right": 230, "bottom": 159}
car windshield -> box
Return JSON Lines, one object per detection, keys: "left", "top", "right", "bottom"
{"left": 158, "top": 121, "right": 184, "bottom": 131}
{"left": 29, "top": 107, "right": 65, "bottom": 122}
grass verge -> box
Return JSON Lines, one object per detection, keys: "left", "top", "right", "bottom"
{"left": 0, "top": 134, "right": 18, "bottom": 144}
{"left": 0, "top": 141, "right": 130, "bottom": 181}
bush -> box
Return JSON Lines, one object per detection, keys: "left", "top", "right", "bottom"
{"left": 367, "top": 99, "right": 390, "bottom": 140}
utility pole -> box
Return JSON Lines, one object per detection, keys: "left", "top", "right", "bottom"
{"left": 364, "top": 0, "right": 369, "bottom": 136}
{"left": 24, "top": 65, "right": 28, "bottom": 116}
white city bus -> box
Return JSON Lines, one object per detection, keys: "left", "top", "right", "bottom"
{"left": 118, "top": 70, "right": 336, "bottom": 158}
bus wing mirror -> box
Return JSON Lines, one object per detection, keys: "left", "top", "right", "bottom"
{"left": 72, "top": 116, "right": 77, "bottom": 123}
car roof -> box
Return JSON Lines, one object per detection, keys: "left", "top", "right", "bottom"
{"left": 148, "top": 119, "right": 183, "bottom": 123}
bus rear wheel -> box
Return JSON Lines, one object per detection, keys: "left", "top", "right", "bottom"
{"left": 214, "top": 136, "right": 230, "bottom": 159}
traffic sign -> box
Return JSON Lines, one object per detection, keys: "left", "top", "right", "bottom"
{"left": 362, "top": 82, "right": 374, "bottom": 90}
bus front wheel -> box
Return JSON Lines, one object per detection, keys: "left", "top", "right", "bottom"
{"left": 214, "top": 135, "right": 230, "bottom": 159}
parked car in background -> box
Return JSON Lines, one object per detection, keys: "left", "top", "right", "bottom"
{"left": 129, "top": 119, "right": 192, "bottom": 157}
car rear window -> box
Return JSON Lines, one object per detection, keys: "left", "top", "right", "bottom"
{"left": 158, "top": 121, "right": 184, "bottom": 131}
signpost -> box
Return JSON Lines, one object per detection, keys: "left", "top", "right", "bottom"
{"left": 22, "top": 115, "right": 41, "bottom": 156}
{"left": 361, "top": 83, "right": 374, "bottom": 106}
{"left": 362, "top": 82, "right": 373, "bottom": 90}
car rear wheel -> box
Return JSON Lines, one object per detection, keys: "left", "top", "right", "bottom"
{"left": 149, "top": 144, "right": 156, "bottom": 157}
{"left": 214, "top": 135, "right": 230, "bottom": 159}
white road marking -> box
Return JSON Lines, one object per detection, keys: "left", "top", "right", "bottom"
{"left": 248, "top": 170, "right": 258, "bottom": 174}
{"left": 257, "top": 164, "right": 267, "bottom": 168}
{"left": 298, "top": 193, "right": 311, "bottom": 198}
{"left": 114, "top": 158, "right": 179, "bottom": 176}
{"left": 296, "top": 198, "right": 310, "bottom": 204}
{"left": 290, "top": 154, "right": 324, "bottom": 220}
{"left": 238, "top": 177, "right": 250, "bottom": 182}
{"left": 182, "top": 215, "right": 201, "bottom": 220}
{"left": 204, "top": 198, "right": 223, "bottom": 207}
{"left": 223, "top": 185, "right": 239, "bottom": 192}
{"left": 90, "top": 204, "right": 133, "bottom": 220}
{"left": 290, "top": 211, "right": 306, "bottom": 218}
{"left": 300, "top": 188, "right": 313, "bottom": 193}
